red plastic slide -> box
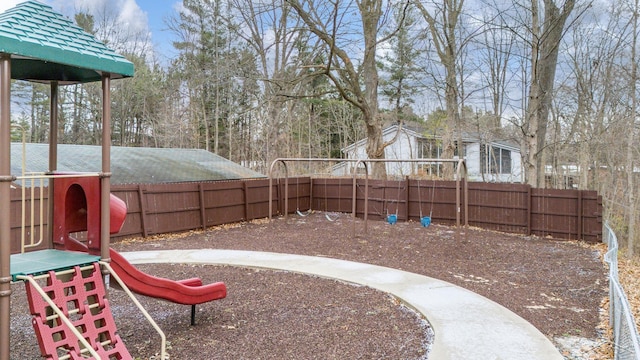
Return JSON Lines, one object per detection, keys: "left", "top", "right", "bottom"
{"left": 64, "top": 237, "right": 227, "bottom": 322}
{"left": 108, "top": 248, "right": 227, "bottom": 306}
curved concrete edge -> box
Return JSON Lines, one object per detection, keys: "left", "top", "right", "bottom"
{"left": 120, "top": 249, "right": 563, "bottom": 360}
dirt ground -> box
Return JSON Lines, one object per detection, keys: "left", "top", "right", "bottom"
{"left": 9, "top": 213, "right": 610, "bottom": 359}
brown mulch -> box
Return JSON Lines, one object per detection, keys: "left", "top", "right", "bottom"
{"left": 10, "top": 213, "right": 610, "bottom": 359}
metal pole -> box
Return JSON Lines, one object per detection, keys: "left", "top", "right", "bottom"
{"left": 268, "top": 159, "right": 286, "bottom": 221}
{"left": 361, "top": 160, "right": 371, "bottom": 234}
{"left": 48, "top": 81, "right": 58, "bottom": 248}
{"left": 455, "top": 158, "right": 469, "bottom": 227}
{"left": 456, "top": 172, "right": 461, "bottom": 227}
{"left": 352, "top": 165, "right": 357, "bottom": 237}
{"left": 353, "top": 160, "right": 369, "bottom": 237}
{"left": 283, "top": 162, "right": 289, "bottom": 219}
{"left": 49, "top": 81, "right": 58, "bottom": 169}
{"left": 0, "top": 53, "right": 12, "bottom": 360}
{"left": 100, "top": 74, "right": 111, "bottom": 262}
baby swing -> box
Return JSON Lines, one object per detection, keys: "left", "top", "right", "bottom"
{"left": 386, "top": 179, "right": 402, "bottom": 225}
{"left": 417, "top": 178, "right": 436, "bottom": 227}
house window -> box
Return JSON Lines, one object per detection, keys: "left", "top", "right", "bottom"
{"left": 417, "top": 138, "right": 442, "bottom": 176}
{"left": 418, "top": 138, "right": 466, "bottom": 158}
{"left": 481, "top": 144, "right": 511, "bottom": 174}
{"left": 418, "top": 138, "right": 441, "bottom": 159}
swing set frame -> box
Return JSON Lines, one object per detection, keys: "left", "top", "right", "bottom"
{"left": 268, "top": 158, "right": 468, "bottom": 237}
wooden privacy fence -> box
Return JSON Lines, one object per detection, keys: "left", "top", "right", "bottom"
{"left": 309, "top": 178, "right": 601, "bottom": 242}
{"left": 8, "top": 177, "right": 602, "bottom": 252}
{"left": 111, "top": 180, "right": 274, "bottom": 239}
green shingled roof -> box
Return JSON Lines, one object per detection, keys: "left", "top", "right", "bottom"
{"left": 11, "top": 143, "right": 266, "bottom": 185}
{"left": 0, "top": 1, "right": 134, "bottom": 83}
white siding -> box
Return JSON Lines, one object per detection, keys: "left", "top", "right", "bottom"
{"left": 466, "top": 143, "right": 481, "bottom": 179}
{"left": 383, "top": 130, "right": 417, "bottom": 178}
{"left": 339, "top": 126, "right": 523, "bottom": 183}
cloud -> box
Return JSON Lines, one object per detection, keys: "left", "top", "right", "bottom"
{"left": 44, "top": 0, "right": 149, "bottom": 35}
{"left": 117, "top": 0, "right": 149, "bottom": 34}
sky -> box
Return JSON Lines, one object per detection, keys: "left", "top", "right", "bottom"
{"left": 0, "top": 0, "right": 179, "bottom": 60}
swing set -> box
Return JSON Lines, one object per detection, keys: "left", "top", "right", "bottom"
{"left": 268, "top": 158, "right": 468, "bottom": 237}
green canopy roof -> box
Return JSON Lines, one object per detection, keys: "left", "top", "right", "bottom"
{"left": 0, "top": 1, "right": 134, "bottom": 83}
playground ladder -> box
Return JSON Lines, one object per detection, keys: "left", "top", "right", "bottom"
{"left": 20, "top": 263, "right": 129, "bottom": 359}
{"left": 17, "top": 261, "right": 166, "bottom": 360}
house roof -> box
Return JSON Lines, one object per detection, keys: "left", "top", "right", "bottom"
{"left": 0, "top": 1, "right": 134, "bottom": 83}
{"left": 11, "top": 143, "right": 265, "bottom": 185}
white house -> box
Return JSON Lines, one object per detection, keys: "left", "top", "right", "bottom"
{"left": 337, "top": 124, "right": 523, "bottom": 183}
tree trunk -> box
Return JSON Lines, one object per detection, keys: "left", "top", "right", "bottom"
{"left": 627, "top": 0, "right": 638, "bottom": 256}
{"left": 360, "top": 0, "right": 386, "bottom": 178}
{"left": 415, "top": 0, "right": 463, "bottom": 180}
{"left": 524, "top": 0, "right": 575, "bottom": 188}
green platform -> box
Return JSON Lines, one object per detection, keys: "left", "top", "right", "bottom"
{"left": 10, "top": 250, "right": 100, "bottom": 281}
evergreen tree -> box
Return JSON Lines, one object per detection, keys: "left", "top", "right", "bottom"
{"left": 379, "top": 7, "right": 422, "bottom": 123}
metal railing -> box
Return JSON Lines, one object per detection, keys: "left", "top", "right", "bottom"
{"left": 18, "top": 173, "right": 46, "bottom": 252}
{"left": 604, "top": 223, "right": 640, "bottom": 359}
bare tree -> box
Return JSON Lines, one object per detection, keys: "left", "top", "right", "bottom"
{"left": 564, "top": 4, "right": 627, "bottom": 190}
{"left": 626, "top": 0, "right": 638, "bottom": 255}
{"left": 414, "top": 0, "right": 466, "bottom": 178}
{"left": 229, "top": 0, "right": 316, "bottom": 167}
{"left": 286, "top": 0, "right": 409, "bottom": 178}
{"left": 523, "top": 0, "right": 576, "bottom": 187}
{"left": 478, "top": 14, "right": 516, "bottom": 130}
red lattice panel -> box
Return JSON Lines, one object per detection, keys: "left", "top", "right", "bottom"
{"left": 24, "top": 263, "right": 132, "bottom": 360}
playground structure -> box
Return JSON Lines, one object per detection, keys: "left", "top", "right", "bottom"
{"left": 0, "top": 2, "right": 225, "bottom": 359}
{"left": 268, "top": 158, "right": 468, "bottom": 237}
{"left": 53, "top": 176, "right": 227, "bottom": 325}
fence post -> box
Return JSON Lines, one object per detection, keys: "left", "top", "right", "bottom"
{"left": 138, "top": 185, "right": 148, "bottom": 238}
{"left": 198, "top": 183, "right": 206, "bottom": 230}
{"left": 309, "top": 177, "right": 313, "bottom": 212}
{"left": 276, "top": 178, "right": 281, "bottom": 216}
{"left": 405, "top": 176, "right": 410, "bottom": 221}
{"left": 243, "top": 181, "right": 249, "bottom": 221}
{"left": 526, "top": 186, "right": 532, "bottom": 236}
{"left": 577, "top": 191, "right": 583, "bottom": 241}
{"left": 463, "top": 178, "right": 468, "bottom": 226}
